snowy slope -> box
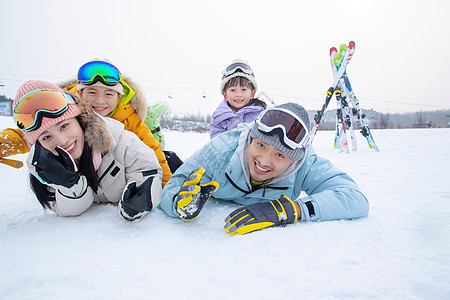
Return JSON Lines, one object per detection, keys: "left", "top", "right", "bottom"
{"left": 0, "top": 115, "right": 449, "bottom": 299}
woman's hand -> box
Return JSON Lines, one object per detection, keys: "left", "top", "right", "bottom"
{"left": 27, "top": 144, "right": 86, "bottom": 197}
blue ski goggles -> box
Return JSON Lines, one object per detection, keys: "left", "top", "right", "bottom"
{"left": 77, "top": 60, "right": 122, "bottom": 86}
{"left": 13, "top": 89, "right": 76, "bottom": 132}
{"left": 222, "top": 62, "right": 254, "bottom": 79}
{"left": 256, "top": 108, "right": 310, "bottom": 150}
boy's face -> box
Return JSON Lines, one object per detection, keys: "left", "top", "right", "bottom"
{"left": 247, "top": 138, "right": 294, "bottom": 182}
{"left": 222, "top": 84, "right": 256, "bottom": 112}
{"left": 79, "top": 86, "right": 123, "bottom": 117}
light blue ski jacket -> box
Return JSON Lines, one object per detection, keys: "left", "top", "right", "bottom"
{"left": 161, "top": 124, "right": 369, "bottom": 222}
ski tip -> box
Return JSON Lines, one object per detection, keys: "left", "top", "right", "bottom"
{"left": 333, "top": 54, "right": 342, "bottom": 67}
{"left": 329, "top": 47, "right": 338, "bottom": 54}
{"left": 348, "top": 41, "right": 355, "bottom": 49}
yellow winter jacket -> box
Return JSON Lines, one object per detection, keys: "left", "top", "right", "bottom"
{"left": 63, "top": 80, "right": 172, "bottom": 186}
{"left": 112, "top": 102, "right": 172, "bottom": 185}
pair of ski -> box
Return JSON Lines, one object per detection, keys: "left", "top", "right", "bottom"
{"left": 332, "top": 44, "right": 356, "bottom": 153}
{"left": 310, "top": 41, "right": 379, "bottom": 152}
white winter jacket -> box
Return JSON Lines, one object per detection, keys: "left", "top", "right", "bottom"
{"left": 52, "top": 117, "right": 162, "bottom": 216}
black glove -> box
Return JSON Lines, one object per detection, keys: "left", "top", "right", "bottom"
{"left": 119, "top": 176, "right": 161, "bottom": 221}
{"left": 28, "top": 144, "right": 80, "bottom": 188}
{"left": 224, "top": 196, "right": 299, "bottom": 235}
{"left": 175, "top": 167, "right": 219, "bottom": 220}
{"left": 163, "top": 150, "right": 183, "bottom": 173}
{"left": 26, "top": 144, "right": 87, "bottom": 197}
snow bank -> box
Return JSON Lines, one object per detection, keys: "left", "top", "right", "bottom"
{"left": 0, "top": 116, "right": 449, "bottom": 299}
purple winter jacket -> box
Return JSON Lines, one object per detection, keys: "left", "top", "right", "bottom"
{"left": 210, "top": 100, "right": 265, "bottom": 139}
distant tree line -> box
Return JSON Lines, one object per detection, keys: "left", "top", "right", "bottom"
{"left": 361, "top": 109, "right": 450, "bottom": 129}
{"left": 161, "top": 108, "right": 450, "bottom": 132}
{"left": 307, "top": 108, "right": 450, "bottom": 130}
{"left": 3, "top": 92, "right": 448, "bottom": 131}
{"left": 160, "top": 107, "right": 211, "bottom": 133}
{"left": 0, "top": 95, "right": 13, "bottom": 103}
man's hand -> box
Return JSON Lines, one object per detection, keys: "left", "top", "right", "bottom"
{"left": 224, "top": 196, "right": 299, "bottom": 235}
{"left": 175, "top": 167, "right": 219, "bottom": 220}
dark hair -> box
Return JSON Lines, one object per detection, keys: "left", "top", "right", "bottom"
{"left": 223, "top": 76, "right": 266, "bottom": 110}
{"left": 223, "top": 76, "right": 255, "bottom": 92}
{"left": 248, "top": 98, "right": 267, "bottom": 109}
{"left": 30, "top": 116, "right": 100, "bottom": 209}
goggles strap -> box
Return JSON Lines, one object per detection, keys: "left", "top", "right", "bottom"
{"left": 83, "top": 75, "right": 120, "bottom": 87}
{"left": 23, "top": 107, "right": 68, "bottom": 132}
{"left": 107, "top": 79, "right": 136, "bottom": 117}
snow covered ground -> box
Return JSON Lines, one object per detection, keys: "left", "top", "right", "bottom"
{"left": 0, "top": 115, "right": 449, "bottom": 299}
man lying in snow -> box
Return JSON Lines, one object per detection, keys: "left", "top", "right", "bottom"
{"left": 160, "top": 102, "right": 369, "bottom": 235}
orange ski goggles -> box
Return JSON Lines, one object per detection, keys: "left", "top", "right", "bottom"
{"left": 13, "top": 89, "right": 76, "bottom": 132}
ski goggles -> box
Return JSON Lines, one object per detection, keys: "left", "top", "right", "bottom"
{"left": 13, "top": 89, "right": 76, "bottom": 132}
{"left": 256, "top": 108, "right": 310, "bottom": 150}
{"left": 222, "top": 62, "right": 254, "bottom": 79}
{"left": 77, "top": 60, "right": 122, "bottom": 86}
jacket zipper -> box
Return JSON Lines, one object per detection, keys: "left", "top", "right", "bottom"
{"left": 98, "top": 160, "right": 115, "bottom": 183}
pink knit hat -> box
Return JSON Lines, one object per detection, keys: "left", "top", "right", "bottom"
{"left": 13, "top": 80, "right": 82, "bottom": 144}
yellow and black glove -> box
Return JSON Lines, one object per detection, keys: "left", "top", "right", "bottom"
{"left": 224, "top": 196, "right": 299, "bottom": 235}
{"left": 175, "top": 167, "right": 219, "bottom": 220}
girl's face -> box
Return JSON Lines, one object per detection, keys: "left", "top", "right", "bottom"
{"left": 79, "top": 86, "right": 122, "bottom": 117}
{"left": 222, "top": 84, "right": 256, "bottom": 112}
{"left": 37, "top": 118, "right": 85, "bottom": 160}
{"left": 247, "top": 138, "right": 294, "bottom": 182}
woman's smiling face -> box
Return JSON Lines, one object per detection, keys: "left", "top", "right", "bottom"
{"left": 37, "top": 117, "right": 84, "bottom": 160}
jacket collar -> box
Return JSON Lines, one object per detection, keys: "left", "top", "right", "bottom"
{"left": 212, "top": 100, "right": 264, "bottom": 123}
{"left": 224, "top": 123, "right": 300, "bottom": 193}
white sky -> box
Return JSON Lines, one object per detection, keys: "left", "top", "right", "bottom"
{"left": 1, "top": 0, "right": 449, "bottom": 114}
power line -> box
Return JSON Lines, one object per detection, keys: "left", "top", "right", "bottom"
{"left": 1, "top": 73, "right": 449, "bottom": 111}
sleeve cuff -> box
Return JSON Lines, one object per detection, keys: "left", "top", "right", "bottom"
{"left": 296, "top": 198, "right": 319, "bottom": 222}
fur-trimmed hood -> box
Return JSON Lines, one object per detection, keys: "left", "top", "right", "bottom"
{"left": 57, "top": 75, "right": 148, "bottom": 121}
{"left": 66, "top": 91, "right": 113, "bottom": 155}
